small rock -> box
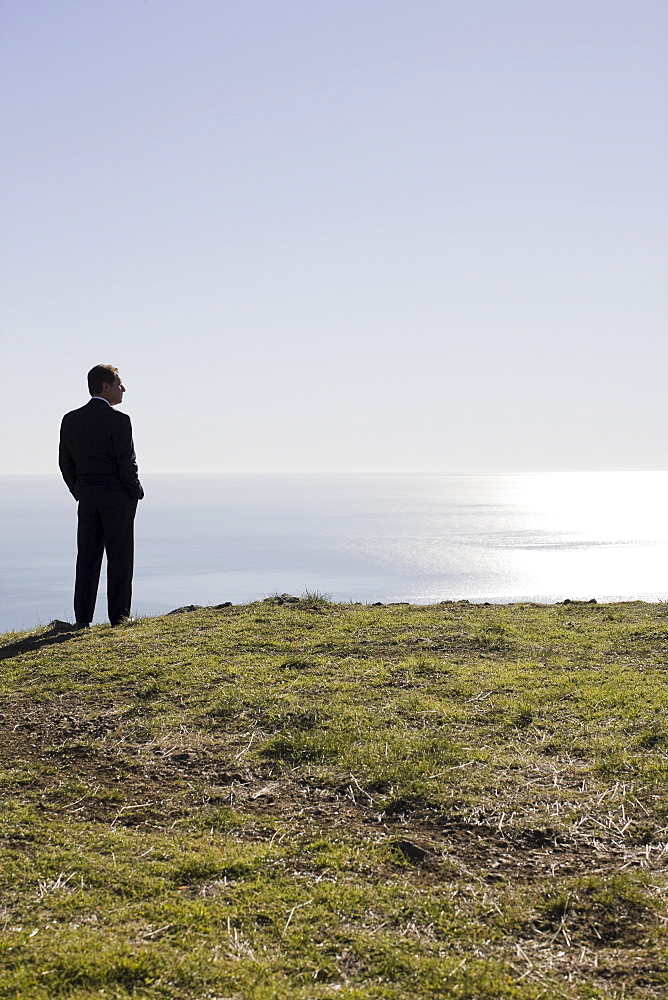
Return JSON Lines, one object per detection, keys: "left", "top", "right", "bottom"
{"left": 167, "top": 605, "right": 203, "bottom": 615}
{"left": 213, "top": 602, "right": 233, "bottom": 609}
{"left": 264, "top": 594, "right": 300, "bottom": 606}
{"left": 391, "top": 839, "right": 428, "bottom": 865}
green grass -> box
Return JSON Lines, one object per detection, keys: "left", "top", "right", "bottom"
{"left": 1, "top": 598, "right": 667, "bottom": 998}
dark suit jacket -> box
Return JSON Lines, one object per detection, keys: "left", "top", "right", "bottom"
{"left": 59, "top": 399, "right": 144, "bottom": 501}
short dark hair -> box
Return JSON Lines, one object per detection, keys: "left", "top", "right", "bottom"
{"left": 88, "top": 364, "right": 119, "bottom": 395}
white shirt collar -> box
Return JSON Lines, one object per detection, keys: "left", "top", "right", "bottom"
{"left": 91, "top": 396, "right": 111, "bottom": 406}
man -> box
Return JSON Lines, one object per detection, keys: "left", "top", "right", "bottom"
{"left": 59, "top": 364, "right": 144, "bottom": 626}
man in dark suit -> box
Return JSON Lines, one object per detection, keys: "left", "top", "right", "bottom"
{"left": 59, "top": 364, "right": 144, "bottom": 626}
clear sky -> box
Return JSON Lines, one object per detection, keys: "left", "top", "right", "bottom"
{"left": 1, "top": 0, "right": 666, "bottom": 473}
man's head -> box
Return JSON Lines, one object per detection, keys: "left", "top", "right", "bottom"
{"left": 87, "top": 364, "right": 125, "bottom": 406}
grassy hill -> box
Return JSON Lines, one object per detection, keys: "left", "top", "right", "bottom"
{"left": 1, "top": 597, "right": 667, "bottom": 999}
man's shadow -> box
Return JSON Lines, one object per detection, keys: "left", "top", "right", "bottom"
{"left": 0, "top": 622, "right": 89, "bottom": 662}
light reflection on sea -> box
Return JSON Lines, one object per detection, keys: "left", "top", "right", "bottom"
{"left": 0, "top": 472, "right": 666, "bottom": 630}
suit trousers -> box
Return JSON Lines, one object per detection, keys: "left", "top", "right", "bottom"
{"left": 74, "top": 489, "right": 138, "bottom": 625}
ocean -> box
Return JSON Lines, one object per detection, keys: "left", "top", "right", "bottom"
{"left": 1, "top": 471, "right": 666, "bottom": 632}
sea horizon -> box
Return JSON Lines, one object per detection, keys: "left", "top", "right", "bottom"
{"left": 1, "top": 470, "right": 666, "bottom": 632}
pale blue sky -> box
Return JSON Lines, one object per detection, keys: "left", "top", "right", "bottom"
{"left": 1, "top": 0, "right": 666, "bottom": 472}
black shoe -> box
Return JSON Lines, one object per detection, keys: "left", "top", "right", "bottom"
{"left": 49, "top": 620, "right": 89, "bottom": 633}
